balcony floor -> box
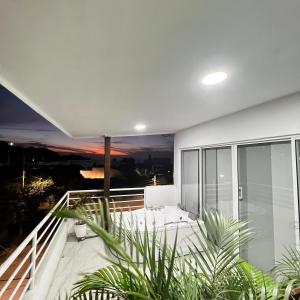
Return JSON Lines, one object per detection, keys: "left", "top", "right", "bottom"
{"left": 46, "top": 229, "right": 110, "bottom": 300}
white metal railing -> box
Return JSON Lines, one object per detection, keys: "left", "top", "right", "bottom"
{"left": 0, "top": 187, "right": 144, "bottom": 300}
{"left": 68, "top": 187, "right": 145, "bottom": 211}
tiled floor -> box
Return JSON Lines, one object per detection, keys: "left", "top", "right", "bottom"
{"left": 46, "top": 229, "right": 110, "bottom": 300}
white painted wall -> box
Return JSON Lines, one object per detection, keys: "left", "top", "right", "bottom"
{"left": 174, "top": 93, "right": 300, "bottom": 199}
{"left": 144, "top": 185, "right": 177, "bottom": 208}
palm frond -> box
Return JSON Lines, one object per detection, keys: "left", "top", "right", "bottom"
{"left": 185, "top": 212, "right": 253, "bottom": 299}
{"left": 274, "top": 248, "right": 300, "bottom": 281}
{"left": 56, "top": 202, "right": 300, "bottom": 300}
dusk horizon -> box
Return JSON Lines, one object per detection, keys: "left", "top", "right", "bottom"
{"left": 0, "top": 85, "right": 174, "bottom": 162}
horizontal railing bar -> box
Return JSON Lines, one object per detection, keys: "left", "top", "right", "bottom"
{"left": 37, "top": 216, "right": 58, "bottom": 244}
{"left": 35, "top": 221, "right": 65, "bottom": 273}
{"left": 0, "top": 192, "right": 68, "bottom": 278}
{"left": 68, "top": 187, "right": 144, "bottom": 194}
{"left": 36, "top": 218, "right": 62, "bottom": 259}
{"left": 0, "top": 238, "right": 30, "bottom": 279}
{"left": 69, "top": 193, "right": 144, "bottom": 201}
{"left": 110, "top": 199, "right": 144, "bottom": 204}
{"left": 0, "top": 247, "right": 34, "bottom": 297}
{"left": 35, "top": 192, "right": 68, "bottom": 232}
{"left": 85, "top": 205, "right": 143, "bottom": 213}
{"left": 83, "top": 199, "right": 144, "bottom": 207}
{"left": 18, "top": 275, "right": 33, "bottom": 300}
{"left": 68, "top": 197, "right": 92, "bottom": 200}
{"left": 85, "top": 200, "right": 144, "bottom": 207}
{"left": 110, "top": 187, "right": 145, "bottom": 191}
{"left": 110, "top": 193, "right": 144, "bottom": 198}
{"left": 68, "top": 189, "right": 103, "bottom": 194}
{"left": 68, "top": 196, "right": 105, "bottom": 200}
{"left": 8, "top": 261, "right": 33, "bottom": 300}
{"left": 0, "top": 187, "right": 146, "bottom": 299}
{"left": 109, "top": 205, "right": 144, "bottom": 210}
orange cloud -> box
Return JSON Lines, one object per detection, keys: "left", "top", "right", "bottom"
{"left": 92, "top": 147, "right": 129, "bottom": 156}
{"left": 82, "top": 147, "right": 129, "bottom": 156}
{"left": 47, "top": 145, "right": 129, "bottom": 156}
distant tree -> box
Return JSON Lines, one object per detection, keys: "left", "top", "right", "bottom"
{"left": 24, "top": 177, "right": 55, "bottom": 197}
{"left": 22, "top": 177, "right": 55, "bottom": 216}
{"left": 15, "top": 177, "right": 56, "bottom": 235}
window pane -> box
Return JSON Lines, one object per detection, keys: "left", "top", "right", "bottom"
{"left": 181, "top": 150, "right": 199, "bottom": 215}
{"left": 238, "top": 142, "right": 295, "bottom": 272}
{"left": 202, "top": 147, "right": 232, "bottom": 216}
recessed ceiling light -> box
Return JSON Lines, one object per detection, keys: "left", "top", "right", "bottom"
{"left": 134, "top": 124, "right": 146, "bottom": 131}
{"left": 202, "top": 72, "right": 228, "bottom": 85}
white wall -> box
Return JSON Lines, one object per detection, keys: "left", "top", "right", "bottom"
{"left": 174, "top": 93, "right": 300, "bottom": 194}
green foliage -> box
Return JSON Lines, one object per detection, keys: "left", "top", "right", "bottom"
{"left": 274, "top": 248, "right": 300, "bottom": 281}
{"left": 185, "top": 213, "right": 252, "bottom": 299}
{"left": 24, "top": 177, "right": 55, "bottom": 197}
{"left": 56, "top": 201, "right": 300, "bottom": 300}
{"left": 272, "top": 248, "right": 300, "bottom": 298}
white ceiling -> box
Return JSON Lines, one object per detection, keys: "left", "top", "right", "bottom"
{"left": 1, "top": 0, "right": 300, "bottom": 137}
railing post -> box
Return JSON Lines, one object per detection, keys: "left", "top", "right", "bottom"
{"left": 104, "top": 136, "right": 111, "bottom": 198}
{"left": 29, "top": 232, "right": 37, "bottom": 290}
{"left": 67, "top": 191, "right": 70, "bottom": 207}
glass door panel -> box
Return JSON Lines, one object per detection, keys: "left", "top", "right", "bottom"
{"left": 238, "top": 142, "right": 295, "bottom": 272}
{"left": 296, "top": 141, "right": 300, "bottom": 239}
{"left": 202, "top": 147, "right": 232, "bottom": 216}
{"left": 181, "top": 150, "right": 199, "bottom": 215}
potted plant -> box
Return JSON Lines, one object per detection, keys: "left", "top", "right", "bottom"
{"left": 74, "top": 219, "right": 87, "bottom": 241}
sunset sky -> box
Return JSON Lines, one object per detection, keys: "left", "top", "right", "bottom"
{"left": 0, "top": 85, "right": 173, "bottom": 161}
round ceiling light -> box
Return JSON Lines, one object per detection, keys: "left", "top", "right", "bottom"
{"left": 202, "top": 72, "right": 228, "bottom": 85}
{"left": 134, "top": 124, "right": 146, "bottom": 131}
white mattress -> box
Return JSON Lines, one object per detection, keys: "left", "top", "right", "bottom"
{"left": 112, "top": 206, "right": 204, "bottom": 255}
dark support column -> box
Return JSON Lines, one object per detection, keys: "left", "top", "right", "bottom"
{"left": 104, "top": 136, "right": 111, "bottom": 199}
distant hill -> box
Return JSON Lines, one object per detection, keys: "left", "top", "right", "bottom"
{"left": 0, "top": 141, "right": 89, "bottom": 165}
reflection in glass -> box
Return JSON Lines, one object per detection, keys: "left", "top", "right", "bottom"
{"left": 238, "top": 142, "right": 295, "bottom": 272}
{"left": 202, "top": 147, "right": 232, "bottom": 217}
{"left": 181, "top": 150, "right": 199, "bottom": 215}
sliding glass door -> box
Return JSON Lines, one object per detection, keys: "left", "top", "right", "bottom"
{"left": 202, "top": 147, "right": 232, "bottom": 217}
{"left": 181, "top": 139, "right": 300, "bottom": 272}
{"left": 181, "top": 150, "right": 199, "bottom": 215}
{"left": 238, "top": 142, "right": 295, "bottom": 272}
{"left": 296, "top": 140, "right": 300, "bottom": 239}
